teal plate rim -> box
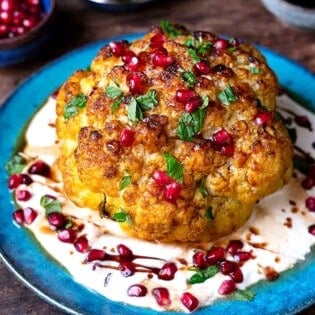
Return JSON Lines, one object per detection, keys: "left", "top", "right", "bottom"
{"left": 0, "top": 33, "right": 314, "bottom": 315}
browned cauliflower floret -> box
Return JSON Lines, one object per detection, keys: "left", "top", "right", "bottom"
{"left": 56, "top": 23, "right": 293, "bottom": 242}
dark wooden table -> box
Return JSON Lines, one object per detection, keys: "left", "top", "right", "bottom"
{"left": 0, "top": 0, "right": 314, "bottom": 314}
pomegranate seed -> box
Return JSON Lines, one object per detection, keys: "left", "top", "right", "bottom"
{"left": 185, "top": 95, "right": 202, "bottom": 113}
{"left": 109, "top": 41, "right": 127, "bottom": 57}
{"left": 117, "top": 244, "right": 133, "bottom": 261}
{"left": 255, "top": 110, "right": 273, "bottom": 126}
{"left": 87, "top": 249, "right": 107, "bottom": 262}
{"left": 229, "top": 266, "right": 244, "bottom": 283}
{"left": 74, "top": 236, "right": 89, "bottom": 253}
{"left": 126, "top": 72, "right": 146, "bottom": 95}
{"left": 158, "top": 262, "right": 177, "bottom": 280}
{"left": 214, "top": 39, "right": 229, "bottom": 50}
{"left": 163, "top": 181, "right": 181, "bottom": 203}
{"left": 212, "top": 129, "right": 231, "bottom": 146}
{"left": 0, "top": 0, "right": 18, "bottom": 11}
{"left": 21, "top": 174, "right": 33, "bottom": 185}
{"left": 220, "top": 144, "right": 234, "bottom": 157}
{"left": 125, "top": 55, "right": 142, "bottom": 72}
{"left": 13, "top": 209, "right": 25, "bottom": 225}
{"left": 16, "top": 189, "right": 31, "bottom": 201}
{"left": 122, "top": 50, "right": 136, "bottom": 64}
{"left": 120, "top": 128, "right": 135, "bottom": 147}
{"left": 205, "top": 246, "right": 225, "bottom": 265}
{"left": 10, "top": 25, "right": 27, "bottom": 36}
{"left": 150, "top": 32, "right": 166, "bottom": 48}
{"left": 152, "top": 287, "right": 171, "bottom": 307}
{"left": 8, "top": 174, "right": 23, "bottom": 189}
{"left": 226, "top": 239, "right": 244, "bottom": 254}
{"left": 192, "top": 251, "right": 206, "bottom": 269}
{"left": 308, "top": 224, "right": 315, "bottom": 236}
{"left": 28, "top": 160, "right": 51, "bottom": 177}
{"left": 152, "top": 170, "right": 172, "bottom": 186}
{"left": 0, "top": 24, "right": 9, "bottom": 38}
{"left": 22, "top": 16, "right": 39, "bottom": 29}
{"left": 47, "top": 212, "right": 66, "bottom": 229}
{"left": 26, "top": 0, "right": 40, "bottom": 5}
{"left": 0, "top": 10, "right": 13, "bottom": 25}
{"left": 218, "top": 279, "right": 236, "bottom": 295}
{"left": 150, "top": 48, "right": 173, "bottom": 68}
{"left": 194, "top": 60, "right": 211, "bottom": 75}
{"left": 308, "top": 164, "right": 315, "bottom": 180}
{"left": 295, "top": 115, "right": 312, "bottom": 130}
{"left": 23, "top": 207, "right": 37, "bottom": 224}
{"left": 175, "top": 89, "right": 196, "bottom": 103}
{"left": 306, "top": 197, "right": 315, "bottom": 212}
{"left": 180, "top": 292, "right": 199, "bottom": 312}
{"left": 218, "top": 260, "right": 237, "bottom": 275}
{"left": 119, "top": 261, "right": 136, "bottom": 277}
{"left": 12, "top": 10, "right": 26, "bottom": 25}
{"left": 301, "top": 177, "right": 314, "bottom": 190}
{"left": 127, "top": 284, "right": 148, "bottom": 297}
{"left": 57, "top": 228, "right": 77, "bottom": 243}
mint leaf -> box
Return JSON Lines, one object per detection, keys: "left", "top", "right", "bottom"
{"left": 187, "top": 265, "right": 219, "bottom": 284}
{"left": 6, "top": 155, "right": 26, "bottom": 175}
{"left": 160, "top": 20, "right": 182, "bottom": 37}
{"left": 128, "top": 98, "right": 143, "bottom": 123}
{"left": 177, "top": 106, "right": 208, "bottom": 141}
{"left": 231, "top": 289, "right": 255, "bottom": 301}
{"left": 164, "top": 153, "right": 183, "bottom": 183}
{"left": 181, "top": 71, "right": 196, "bottom": 88}
{"left": 113, "top": 208, "right": 131, "bottom": 223}
{"left": 218, "top": 85, "right": 237, "bottom": 105}
{"left": 120, "top": 174, "right": 132, "bottom": 190}
{"left": 197, "top": 42, "right": 212, "bottom": 55}
{"left": 64, "top": 93, "right": 87, "bottom": 120}
{"left": 205, "top": 206, "right": 214, "bottom": 220}
{"left": 199, "top": 176, "right": 208, "bottom": 197}
{"left": 106, "top": 85, "right": 123, "bottom": 99}
{"left": 188, "top": 48, "right": 200, "bottom": 63}
{"left": 136, "top": 89, "right": 158, "bottom": 111}
{"left": 40, "top": 195, "right": 62, "bottom": 216}
{"left": 111, "top": 97, "right": 123, "bottom": 112}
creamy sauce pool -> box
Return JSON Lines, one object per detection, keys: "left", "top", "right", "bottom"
{"left": 14, "top": 95, "right": 315, "bottom": 312}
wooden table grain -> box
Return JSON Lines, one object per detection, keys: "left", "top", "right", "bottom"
{"left": 0, "top": 0, "right": 314, "bottom": 314}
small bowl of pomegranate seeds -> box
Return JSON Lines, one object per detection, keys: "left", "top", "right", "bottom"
{"left": 0, "top": 0, "right": 56, "bottom": 67}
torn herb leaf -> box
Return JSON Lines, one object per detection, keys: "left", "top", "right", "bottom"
{"left": 105, "top": 84, "right": 123, "bottom": 99}
{"left": 181, "top": 71, "right": 197, "bottom": 88}
{"left": 205, "top": 206, "right": 214, "bottom": 220}
{"left": 128, "top": 97, "right": 143, "bottom": 123}
{"left": 187, "top": 265, "right": 219, "bottom": 284}
{"left": 218, "top": 85, "right": 237, "bottom": 105}
{"left": 164, "top": 153, "right": 183, "bottom": 183}
{"left": 231, "top": 289, "right": 255, "bottom": 301}
{"left": 136, "top": 89, "right": 158, "bottom": 111}
{"left": 199, "top": 176, "right": 208, "bottom": 197}
{"left": 120, "top": 174, "right": 132, "bottom": 190}
{"left": 64, "top": 93, "right": 87, "bottom": 120}
{"left": 40, "top": 195, "right": 62, "bottom": 216}
{"left": 6, "top": 155, "right": 26, "bottom": 175}
{"left": 160, "top": 20, "right": 182, "bottom": 37}
{"left": 113, "top": 208, "right": 130, "bottom": 223}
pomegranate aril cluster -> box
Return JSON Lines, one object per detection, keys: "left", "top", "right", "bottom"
{"left": 0, "top": 0, "right": 46, "bottom": 39}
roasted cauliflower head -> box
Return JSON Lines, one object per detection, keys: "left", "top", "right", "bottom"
{"left": 56, "top": 23, "right": 293, "bottom": 242}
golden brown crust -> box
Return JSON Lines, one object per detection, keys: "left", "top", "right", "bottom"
{"left": 56, "top": 24, "right": 293, "bottom": 242}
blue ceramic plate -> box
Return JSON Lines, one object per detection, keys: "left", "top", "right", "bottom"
{"left": 0, "top": 34, "right": 314, "bottom": 315}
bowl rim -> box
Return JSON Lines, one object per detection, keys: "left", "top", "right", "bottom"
{"left": 0, "top": 0, "right": 56, "bottom": 48}
{"left": 261, "top": 0, "right": 315, "bottom": 14}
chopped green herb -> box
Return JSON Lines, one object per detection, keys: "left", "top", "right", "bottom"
{"left": 218, "top": 85, "right": 237, "bottom": 105}
{"left": 199, "top": 176, "right": 208, "bottom": 197}
{"left": 105, "top": 84, "right": 123, "bottom": 99}
{"left": 231, "top": 289, "right": 255, "bottom": 301}
{"left": 177, "top": 105, "right": 208, "bottom": 141}
{"left": 249, "top": 66, "right": 263, "bottom": 74}
{"left": 113, "top": 208, "right": 130, "bottom": 223}
{"left": 181, "top": 71, "right": 197, "bottom": 88}
{"left": 164, "top": 153, "right": 183, "bottom": 183}
{"left": 128, "top": 98, "right": 143, "bottom": 123}
{"left": 40, "top": 195, "right": 62, "bottom": 216}
{"left": 188, "top": 48, "right": 200, "bottom": 63}
{"left": 111, "top": 97, "right": 123, "bottom": 112}
{"left": 185, "top": 37, "right": 196, "bottom": 48}
{"left": 160, "top": 20, "right": 182, "bottom": 37}
{"left": 6, "top": 155, "right": 26, "bottom": 175}
{"left": 200, "top": 95, "right": 209, "bottom": 109}
{"left": 136, "top": 89, "right": 158, "bottom": 111}
{"left": 120, "top": 174, "right": 132, "bottom": 190}
{"left": 205, "top": 206, "right": 214, "bottom": 220}
{"left": 64, "top": 93, "right": 87, "bottom": 120}
{"left": 187, "top": 265, "right": 219, "bottom": 284}
{"left": 197, "top": 42, "right": 212, "bottom": 55}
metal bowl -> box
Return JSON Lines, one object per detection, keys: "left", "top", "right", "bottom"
{"left": 85, "top": 0, "right": 158, "bottom": 12}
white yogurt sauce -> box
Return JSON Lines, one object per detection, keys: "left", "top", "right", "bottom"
{"left": 15, "top": 94, "right": 315, "bottom": 312}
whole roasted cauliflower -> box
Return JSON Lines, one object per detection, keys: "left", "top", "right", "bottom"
{"left": 56, "top": 22, "right": 293, "bottom": 242}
